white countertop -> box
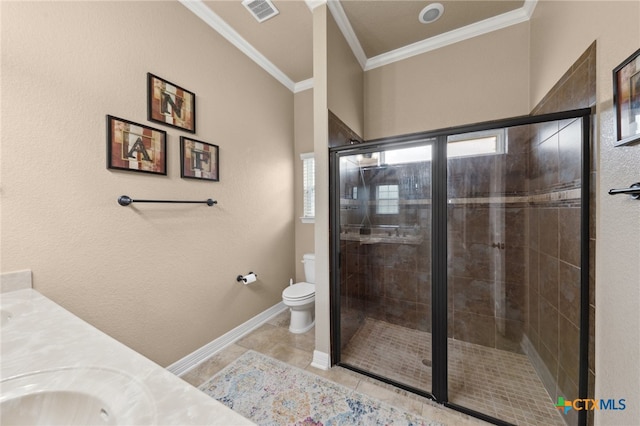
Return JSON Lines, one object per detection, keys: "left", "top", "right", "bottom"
{"left": 1, "top": 288, "right": 253, "bottom": 425}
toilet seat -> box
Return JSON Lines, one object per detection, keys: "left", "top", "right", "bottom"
{"left": 282, "top": 279, "right": 315, "bottom": 334}
{"left": 282, "top": 282, "right": 315, "bottom": 301}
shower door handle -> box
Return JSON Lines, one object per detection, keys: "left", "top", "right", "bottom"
{"left": 608, "top": 182, "right": 640, "bottom": 199}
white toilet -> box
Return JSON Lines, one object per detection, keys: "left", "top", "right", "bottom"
{"left": 282, "top": 253, "right": 315, "bottom": 334}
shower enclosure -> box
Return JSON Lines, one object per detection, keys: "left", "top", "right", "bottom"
{"left": 330, "top": 109, "right": 591, "bottom": 426}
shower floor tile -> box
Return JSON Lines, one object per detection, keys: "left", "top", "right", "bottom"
{"left": 341, "top": 318, "right": 566, "bottom": 426}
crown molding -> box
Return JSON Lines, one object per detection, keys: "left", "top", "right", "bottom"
{"left": 294, "top": 78, "right": 314, "bottom": 93}
{"left": 181, "top": 0, "right": 538, "bottom": 91}
{"left": 179, "top": 0, "right": 296, "bottom": 92}
{"left": 522, "top": 0, "right": 538, "bottom": 19}
{"left": 364, "top": 1, "right": 538, "bottom": 71}
{"left": 305, "top": 0, "right": 326, "bottom": 12}
{"left": 326, "top": 0, "right": 367, "bottom": 69}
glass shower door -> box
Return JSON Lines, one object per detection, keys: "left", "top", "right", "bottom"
{"left": 445, "top": 119, "right": 586, "bottom": 425}
{"left": 335, "top": 140, "right": 434, "bottom": 394}
{"left": 445, "top": 127, "right": 517, "bottom": 417}
{"left": 332, "top": 110, "right": 590, "bottom": 426}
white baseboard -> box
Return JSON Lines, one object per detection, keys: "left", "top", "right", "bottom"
{"left": 167, "top": 302, "right": 288, "bottom": 376}
{"left": 310, "top": 350, "right": 331, "bottom": 370}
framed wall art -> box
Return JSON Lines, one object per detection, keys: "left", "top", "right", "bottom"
{"left": 613, "top": 48, "right": 640, "bottom": 146}
{"left": 106, "top": 115, "right": 167, "bottom": 175}
{"left": 147, "top": 73, "right": 196, "bottom": 133}
{"left": 180, "top": 137, "right": 219, "bottom": 181}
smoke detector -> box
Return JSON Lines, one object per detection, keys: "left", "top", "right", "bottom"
{"left": 242, "top": 0, "right": 280, "bottom": 23}
{"left": 419, "top": 3, "right": 444, "bottom": 24}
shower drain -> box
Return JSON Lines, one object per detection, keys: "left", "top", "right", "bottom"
{"left": 421, "top": 358, "right": 432, "bottom": 367}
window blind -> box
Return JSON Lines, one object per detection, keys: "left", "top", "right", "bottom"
{"left": 301, "top": 153, "right": 315, "bottom": 219}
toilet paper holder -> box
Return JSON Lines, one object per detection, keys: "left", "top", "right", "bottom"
{"left": 237, "top": 272, "right": 257, "bottom": 283}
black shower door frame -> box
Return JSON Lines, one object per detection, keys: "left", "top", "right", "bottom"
{"left": 329, "top": 108, "right": 592, "bottom": 426}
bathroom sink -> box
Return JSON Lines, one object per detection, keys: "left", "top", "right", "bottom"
{"left": 0, "top": 367, "right": 157, "bottom": 425}
{"left": 2, "top": 390, "right": 117, "bottom": 425}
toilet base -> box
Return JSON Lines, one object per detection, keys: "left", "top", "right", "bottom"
{"left": 288, "top": 306, "right": 315, "bottom": 334}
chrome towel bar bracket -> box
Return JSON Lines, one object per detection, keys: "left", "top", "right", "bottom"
{"left": 608, "top": 182, "right": 640, "bottom": 200}
{"left": 118, "top": 195, "right": 217, "bottom": 206}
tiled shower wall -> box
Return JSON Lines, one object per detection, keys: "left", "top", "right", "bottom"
{"left": 525, "top": 121, "right": 583, "bottom": 424}
{"left": 447, "top": 124, "right": 530, "bottom": 352}
{"left": 338, "top": 160, "right": 432, "bottom": 348}
{"left": 525, "top": 42, "right": 596, "bottom": 426}
{"left": 339, "top": 125, "right": 535, "bottom": 354}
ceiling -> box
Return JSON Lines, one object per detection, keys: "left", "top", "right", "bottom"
{"left": 183, "top": 0, "right": 535, "bottom": 92}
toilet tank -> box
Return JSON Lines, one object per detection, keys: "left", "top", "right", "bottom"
{"left": 302, "top": 253, "right": 315, "bottom": 284}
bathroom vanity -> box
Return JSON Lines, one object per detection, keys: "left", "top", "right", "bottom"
{"left": 0, "top": 287, "right": 253, "bottom": 425}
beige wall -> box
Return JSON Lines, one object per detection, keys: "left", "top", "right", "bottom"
{"left": 310, "top": 4, "right": 367, "bottom": 362}
{"left": 312, "top": 4, "right": 331, "bottom": 361}
{"left": 0, "top": 1, "right": 295, "bottom": 367}
{"left": 294, "top": 89, "right": 314, "bottom": 280}
{"left": 327, "top": 12, "right": 365, "bottom": 138}
{"left": 364, "top": 23, "right": 530, "bottom": 140}
{"left": 530, "top": 1, "right": 640, "bottom": 424}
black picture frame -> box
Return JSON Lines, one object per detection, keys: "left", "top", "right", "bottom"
{"left": 180, "top": 136, "right": 219, "bottom": 181}
{"left": 613, "top": 48, "right": 640, "bottom": 146}
{"left": 147, "top": 73, "right": 196, "bottom": 133}
{"left": 106, "top": 115, "right": 167, "bottom": 175}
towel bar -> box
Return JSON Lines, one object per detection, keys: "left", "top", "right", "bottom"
{"left": 117, "top": 195, "right": 217, "bottom": 206}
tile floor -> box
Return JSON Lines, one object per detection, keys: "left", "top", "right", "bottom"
{"left": 180, "top": 310, "right": 489, "bottom": 426}
{"left": 341, "top": 318, "right": 566, "bottom": 426}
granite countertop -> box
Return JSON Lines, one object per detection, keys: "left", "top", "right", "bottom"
{"left": 0, "top": 288, "right": 253, "bottom": 425}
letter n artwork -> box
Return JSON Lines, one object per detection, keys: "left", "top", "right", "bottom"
{"left": 147, "top": 73, "right": 196, "bottom": 134}
{"left": 106, "top": 115, "right": 167, "bottom": 176}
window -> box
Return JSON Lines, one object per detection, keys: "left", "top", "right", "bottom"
{"left": 446, "top": 128, "right": 507, "bottom": 158}
{"left": 301, "top": 152, "right": 314, "bottom": 223}
{"left": 384, "top": 145, "right": 432, "bottom": 164}
{"left": 377, "top": 184, "right": 399, "bottom": 214}
{"left": 377, "top": 130, "right": 507, "bottom": 166}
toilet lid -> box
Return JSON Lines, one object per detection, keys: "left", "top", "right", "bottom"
{"left": 283, "top": 282, "right": 315, "bottom": 300}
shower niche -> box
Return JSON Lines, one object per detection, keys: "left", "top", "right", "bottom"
{"left": 330, "top": 109, "right": 591, "bottom": 426}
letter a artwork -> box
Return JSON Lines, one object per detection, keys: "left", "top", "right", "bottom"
{"left": 107, "top": 115, "right": 166, "bottom": 175}
{"left": 127, "top": 137, "right": 152, "bottom": 161}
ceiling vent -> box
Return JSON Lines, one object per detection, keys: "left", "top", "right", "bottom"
{"left": 242, "top": 0, "right": 280, "bottom": 23}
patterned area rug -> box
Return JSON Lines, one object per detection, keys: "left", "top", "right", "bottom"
{"left": 199, "top": 350, "right": 442, "bottom": 426}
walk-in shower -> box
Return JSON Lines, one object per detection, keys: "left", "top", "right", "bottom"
{"left": 330, "top": 109, "right": 591, "bottom": 426}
